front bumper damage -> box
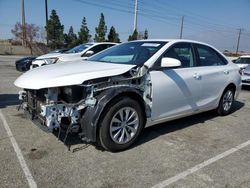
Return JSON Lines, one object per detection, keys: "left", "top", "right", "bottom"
{"left": 17, "top": 67, "right": 152, "bottom": 146}
{"left": 18, "top": 86, "right": 96, "bottom": 133}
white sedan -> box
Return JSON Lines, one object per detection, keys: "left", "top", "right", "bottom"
{"left": 242, "top": 65, "right": 250, "bottom": 86}
{"left": 234, "top": 55, "right": 250, "bottom": 69}
{"left": 31, "top": 42, "right": 117, "bottom": 68}
{"left": 15, "top": 39, "right": 241, "bottom": 151}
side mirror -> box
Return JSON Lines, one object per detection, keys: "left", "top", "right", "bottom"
{"left": 161, "top": 57, "right": 181, "bottom": 68}
{"left": 83, "top": 50, "right": 94, "bottom": 57}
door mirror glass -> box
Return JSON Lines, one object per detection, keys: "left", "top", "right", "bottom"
{"left": 161, "top": 57, "right": 181, "bottom": 68}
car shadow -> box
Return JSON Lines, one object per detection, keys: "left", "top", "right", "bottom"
{"left": 52, "top": 130, "right": 92, "bottom": 152}
{"left": 0, "top": 94, "right": 19, "bottom": 109}
{"left": 132, "top": 100, "right": 245, "bottom": 150}
{"left": 52, "top": 100, "right": 244, "bottom": 153}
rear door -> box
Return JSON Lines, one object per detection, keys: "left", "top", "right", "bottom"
{"left": 193, "top": 44, "right": 230, "bottom": 109}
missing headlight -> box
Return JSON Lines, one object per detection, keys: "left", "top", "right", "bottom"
{"left": 60, "top": 86, "right": 87, "bottom": 103}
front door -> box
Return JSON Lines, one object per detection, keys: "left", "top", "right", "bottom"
{"left": 150, "top": 42, "right": 201, "bottom": 121}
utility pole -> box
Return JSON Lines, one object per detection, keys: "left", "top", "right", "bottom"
{"left": 180, "top": 16, "right": 184, "bottom": 39}
{"left": 133, "top": 0, "right": 138, "bottom": 32}
{"left": 21, "top": 0, "right": 26, "bottom": 46}
{"left": 45, "top": 0, "right": 48, "bottom": 44}
{"left": 236, "top": 28, "right": 243, "bottom": 56}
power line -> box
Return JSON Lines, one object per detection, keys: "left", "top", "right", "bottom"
{"left": 70, "top": 0, "right": 249, "bottom": 45}
{"left": 74, "top": 0, "right": 242, "bottom": 35}
{"left": 140, "top": 0, "right": 240, "bottom": 32}
{"left": 152, "top": 0, "right": 239, "bottom": 30}
{"left": 74, "top": 0, "right": 133, "bottom": 15}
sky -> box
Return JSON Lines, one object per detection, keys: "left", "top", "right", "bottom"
{"left": 0, "top": 0, "right": 250, "bottom": 52}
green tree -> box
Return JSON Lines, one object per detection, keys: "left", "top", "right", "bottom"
{"left": 64, "top": 26, "right": 77, "bottom": 48}
{"left": 45, "top": 9, "right": 64, "bottom": 49}
{"left": 143, "top": 29, "right": 148, "bottom": 39}
{"left": 107, "top": 26, "right": 120, "bottom": 43}
{"left": 128, "top": 29, "right": 138, "bottom": 41}
{"left": 78, "top": 17, "right": 91, "bottom": 44}
{"left": 94, "top": 13, "right": 107, "bottom": 42}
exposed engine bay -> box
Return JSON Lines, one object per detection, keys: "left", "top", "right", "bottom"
{"left": 18, "top": 66, "right": 152, "bottom": 143}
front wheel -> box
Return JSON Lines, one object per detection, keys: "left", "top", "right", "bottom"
{"left": 99, "top": 97, "right": 144, "bottom": 152}
{"left": 217, "top": 88, "right": 235, "bottom": 116}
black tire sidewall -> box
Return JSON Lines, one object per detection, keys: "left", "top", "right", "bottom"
{"left": 99, "top": 97, "right": 144, "bottom": 152}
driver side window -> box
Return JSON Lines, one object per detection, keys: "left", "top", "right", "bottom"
{"left": 162, "top": 43, "right": 194, "bottom": 68}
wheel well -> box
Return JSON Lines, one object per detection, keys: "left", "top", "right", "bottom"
{"left": 220, "top": 83, "right": 236, "bottom": 102}
{"left": 213, "top": 83, "right": 236, "bottom": 110}
{"left": 96, "top": 91, "right": 147, "bottom": 137}
{"left": 116, "top": 92, "right": 146, "bottom": 112}
{"left": 225, "top": 83, "right": 236, "bottom": 93}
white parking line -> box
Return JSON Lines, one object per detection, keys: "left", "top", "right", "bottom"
{"left": 0, "top": 110, "right": 37, "bottom": 188}
{"left": 152, "top": 139, "right": 250, "bottom": 188}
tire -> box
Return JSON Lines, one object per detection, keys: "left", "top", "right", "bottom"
{"left": 98, "top": 97, "right": 144, "bottom": 152}
{"left": 217, "top": 87, "right": 235, "bottom": 116}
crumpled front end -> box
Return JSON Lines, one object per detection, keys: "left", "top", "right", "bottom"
{"left": 19, "top": 85, "right": 96, "bottom": 131}
{"left": 18, "top": 66, "right": 152, "bottom": 143}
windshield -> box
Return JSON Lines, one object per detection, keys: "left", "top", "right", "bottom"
{"left": 66, "top": 44, "right": 93, "bottom": 53}
{"left": 88, "top": 41, "right": 167, "bottom": 65}
{"left": 235, "top": 58, "right": 250, "bottom": 64}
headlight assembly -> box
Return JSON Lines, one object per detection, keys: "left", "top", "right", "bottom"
{"left": 44, "top": 58, "right": 59, "bottom": 65}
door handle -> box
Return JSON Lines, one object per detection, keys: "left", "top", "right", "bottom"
{"left": 223, "top": 70, "right": 229, "bottom": 75}
{"left": 193, "top": 73, "right": 201, "bottom": 80}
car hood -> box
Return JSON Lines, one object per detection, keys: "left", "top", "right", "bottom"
{"left": 37, "top": 53, "right": 61, "bottom": 59}
{"left": 58, "top": 53, "right": 83, "bottom": 62}
{"left": 236, "top": 64, "right": 249, "bottom": 69}
{"left": 14, "top": 61, "right": 136, "bottom": 89}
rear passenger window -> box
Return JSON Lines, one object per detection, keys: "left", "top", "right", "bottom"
{"left": 90, "top": 45, "right": 106, "bottom": 54}
{"left": 196, "top": 44, "right": 227, "bottom": 66}
{"left": 162, "top": 43, "right": 194, "bottom": 68}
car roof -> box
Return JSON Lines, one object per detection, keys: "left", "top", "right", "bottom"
{"left": 85, "top": 42, "right": 118, "bottom": 45}
{"left": 129, "top": 39, "right": 215, "bottom": 46}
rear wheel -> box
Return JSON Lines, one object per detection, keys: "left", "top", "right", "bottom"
{"left": 217, "top": 88, "right": 235, "bottom": 116}
{"left": 98, "top": 97, "right": 144, "bottom": 152}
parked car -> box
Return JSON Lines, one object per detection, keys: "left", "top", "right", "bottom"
{"left": 15, "top": 56, "right": 37, "bottom": 72}
{"left": 241, "top": 65, "right": 250, "bottom": 86}
{"left": 233, "top": 55, "right": 250, "bottom": 69}
{"left": 14, "top": 39, "right": 241, "bottom": 151}
{"left": 31, "top": 42, "right": 117, "bottom": 68}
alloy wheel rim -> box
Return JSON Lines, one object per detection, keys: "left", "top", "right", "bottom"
{"left": 110, "top": 107, "right": 139, "bottom": 144}
{"left": 222, "top": 90, "right": 233, "bottom": 112}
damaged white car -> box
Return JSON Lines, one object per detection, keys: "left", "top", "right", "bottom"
{"left": 14, "top": 40, "right": 241, "bottom": 151}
